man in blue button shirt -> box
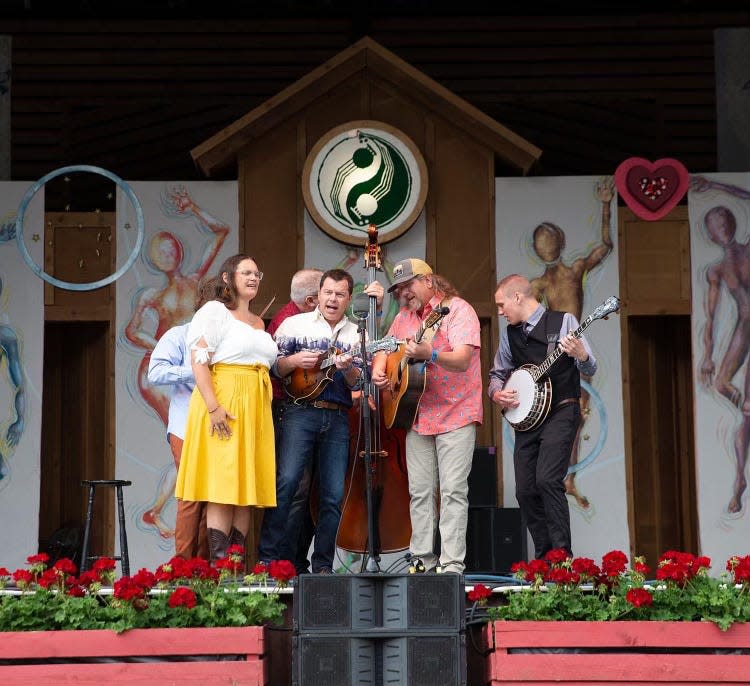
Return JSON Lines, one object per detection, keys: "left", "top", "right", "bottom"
{"left": 146, "top": 283, "right": 214, "bottom": 559}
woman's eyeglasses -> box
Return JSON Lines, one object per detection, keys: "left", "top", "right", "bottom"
{"left": 238, "top": 270, "right": 263, "bottom": 281}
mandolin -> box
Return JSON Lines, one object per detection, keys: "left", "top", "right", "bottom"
{"left": 381, "top": 306, "right": 450, "bottom": 430}
{"left": 284, "top": 336, "right": 399, "bottom": 402}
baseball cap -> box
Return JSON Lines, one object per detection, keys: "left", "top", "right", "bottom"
{"left": 387, "top": 258, "right": 433, "bottom": 293}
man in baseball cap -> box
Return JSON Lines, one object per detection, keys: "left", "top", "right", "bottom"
{"left": 387, "top": 258, "right": 433, "bottom": 293}
{"left": 373, "top": 257, "right": 482, "bottom": 576}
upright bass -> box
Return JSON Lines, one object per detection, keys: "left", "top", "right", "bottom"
{"left": 336, "top": 226, "right": 412, "bottom": 558}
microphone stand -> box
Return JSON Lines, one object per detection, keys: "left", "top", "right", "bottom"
{"left": 356, "top": 310, "right": 381, "bottom": 573}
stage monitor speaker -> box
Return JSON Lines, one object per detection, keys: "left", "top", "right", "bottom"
{"left": 293, "top": 633, "right": 466, "bottom": 686}
{"left": 294, "top": 573, "right": 463, "bottom": 634}
{"left": 468, "top": 446, "right": 497, "bottom": 507}
{"left": 465, "top": 506, "right": 526, "bottom": 575}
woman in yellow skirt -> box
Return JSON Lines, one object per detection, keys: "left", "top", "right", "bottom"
{"left": 176, "top": 254, "right": 278, "bottom": 562}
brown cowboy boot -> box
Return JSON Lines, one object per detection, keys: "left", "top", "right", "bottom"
{"left": 207, "top": 527, "right": 230, "bottom": 565}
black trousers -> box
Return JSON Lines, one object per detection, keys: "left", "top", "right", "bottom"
{"left": 513, "top": 401, "right": 580, "bottom": 560}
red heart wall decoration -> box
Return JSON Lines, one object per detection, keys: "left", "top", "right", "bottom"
{"left": 614, "top": 157, "right": 690, "bottom": 221}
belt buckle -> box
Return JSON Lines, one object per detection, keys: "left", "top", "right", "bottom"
{"left": 311, "top": 400, "right": 323, "bottom": 410}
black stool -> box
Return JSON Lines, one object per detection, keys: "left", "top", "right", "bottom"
{"left": 80, "top": 479, "right": 132, "bottom": 577}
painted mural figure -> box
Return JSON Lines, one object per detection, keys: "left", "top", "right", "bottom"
{"left": 699, "top": 205, "right": 750, "bottom": 514}
{"left": 124, "top": 186, "right": 230, "bottom": 537}
{"left": 528, "top": 178, "right": 614, "bottom": 508}
{"left": 0, "top": 291, "right": 25, "bottom": 482}
{"left": 0, "top": 220, "right": 24, "bottom": 483}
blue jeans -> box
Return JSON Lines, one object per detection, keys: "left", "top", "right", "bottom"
{"left": 258, "top": 403, "right": 349, "bottom": 572}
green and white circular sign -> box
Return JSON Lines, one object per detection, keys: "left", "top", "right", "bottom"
{"left": 303, "top": 121, "right": 428, "bottom": 245}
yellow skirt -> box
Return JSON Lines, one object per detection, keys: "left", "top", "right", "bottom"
{"left": 175, "top": 363, "right": 276, "bottom": 507}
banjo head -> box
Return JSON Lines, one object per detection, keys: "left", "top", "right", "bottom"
{"left": 503, "top": 368, "right": 537, "bottom": 425}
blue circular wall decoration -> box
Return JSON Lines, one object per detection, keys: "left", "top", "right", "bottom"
{"left": 15, "top": 165, "right": 145, "bottom": 291}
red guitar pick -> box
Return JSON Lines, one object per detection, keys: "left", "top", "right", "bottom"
{"left": 614, "top": 157, "right": 689, "bottom": 221}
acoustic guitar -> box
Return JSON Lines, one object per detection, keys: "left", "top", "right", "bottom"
{"left": 382, "top": 306, "right": 450, "bottom": 430}
{"left": 502, "top": 296, "right": 620, "bottom": 431}
{"left": 284, "top": 336, "right": 399, "bottom": 402}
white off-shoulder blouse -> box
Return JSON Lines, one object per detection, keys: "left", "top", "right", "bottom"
{"left": 187, "top": 300, "right": 278, "bottom": 368}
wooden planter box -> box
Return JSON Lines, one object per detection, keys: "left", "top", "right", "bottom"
{"left": 486, "top": 621, "right": 750, "bottom": 685}
{"left": 0, "top": 626, "right": 266, "bottom": 686}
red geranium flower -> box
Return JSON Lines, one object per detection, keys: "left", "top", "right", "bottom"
{"left": 269, "top": 559, "right": 296, "bottom": 583}
{"left": 546, "top": 567, "right": 579, "bottom": 586}
{"left": 92, "top": 557, "right": 117, "bottom": 572}
{"left": 155, "top": 562, "right": 175, "bottom": 583}
{"left": 168, "top": 586, "right": 197, "bottom": 609}
{"left": 53, "top": 558, "right": 78, "bottom": 576}
{"left": 168, "top": 556, "right": 193, "bottom": 579}
{"left": 12, "top": 569, "right": 34, "bottom": 587}
{"left": 187, "top": 557, "right": 213, "bottom": 579}
{"left": 571, "top": 557, "right": 600, "bottom": 579}
{"left": 252, "top": 562, "right": 268, "bottom": 575}
{"left": 113, "top": 577, "right": 146, "bottom": 602}
{"left": 467, "top": 583, "right": 492, "bottom": 604}
{"left": 132, "top": 568, "right": 157, "bottom": 590}
{"left": 728, "top": 555, "right": 750, "bottom": 584}
{"left": 626, "top": 587, "right": 653, "bottom": 608}
{"left": 26, "top": 552, "right": 50, "bottom": 566}
{"left": 601, "top": 550, "right": 628, "bottom": 576}
{"left": 37, "top": 569, "right": 59, "bottom": 589}
{"left": 215, "top": 557, "right": 240, "bottom": 572}
{"left": 226, "top": 544, "right": 245, "bottom": 558}
{"left": 544, "top": 548, "right": 571, "bottom": 564}
{"left": 0, "top": 567, "right": 10, "bottom": 577}
{"left": 77, "top": 570, "right": 101, "bottom": 587}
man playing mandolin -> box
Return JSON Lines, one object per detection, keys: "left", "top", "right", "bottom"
{"left": 258, "top": 268, "right": 374, "bottom": 574}
{"left": 371, "top": 258, "right": 482, "bottom": 575}
{"left": 489, "top": 274, "right": 597, "bottom": 560}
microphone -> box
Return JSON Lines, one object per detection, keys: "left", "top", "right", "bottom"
{"left": 352, "top": 292, "right": 371, "bottom": 319}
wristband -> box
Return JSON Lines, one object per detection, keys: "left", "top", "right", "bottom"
{"left": 430, "top": 349, "right": 439, "bottom": 364}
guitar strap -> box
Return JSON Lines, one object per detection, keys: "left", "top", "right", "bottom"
{"left": 420, "top": 297, "right": 451, "bottom": 346}
{"left": 329, "top": 328, "right": 341, "bottom": 359}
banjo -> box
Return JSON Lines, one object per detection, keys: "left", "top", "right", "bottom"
{"left": 502, "top": 296, "right": 620, "bottom": 432}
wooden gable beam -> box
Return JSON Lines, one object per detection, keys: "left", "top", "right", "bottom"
{"left": 191, "top": 45, "right": 367, "bottom": 176}
{"left": 361, "top": 40, "right": 541, "bottom": 174}
{"left": 191, "top": 36, "right": 541, "bottom": 177}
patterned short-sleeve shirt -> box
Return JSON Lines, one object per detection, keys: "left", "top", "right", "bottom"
{"left": 387, "top": 294, "right": 483, "bottom": 435}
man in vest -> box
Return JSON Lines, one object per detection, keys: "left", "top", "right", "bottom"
{"left": 488, "top": 274, "right": 597, "bottom": 559}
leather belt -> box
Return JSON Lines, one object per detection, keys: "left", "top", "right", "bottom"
{"left": 554, "top": 397, "right": 579, "bottom": 410}
{"left": 299, "top": 400, "right": 349, "bottom": 411}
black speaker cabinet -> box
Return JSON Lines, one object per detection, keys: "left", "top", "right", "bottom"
{"left": 294, "top": 573, "right": 464, "bottom": 634}
{"left": 293, "top": 633, "right": 466, "bottom": 686}
{"left": 468, "top": 446, "right": 497, "bottom": 507}
{"left": 465, "top": 506, "right": 526, "bottom": 575}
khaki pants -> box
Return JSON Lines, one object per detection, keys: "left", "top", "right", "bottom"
{"left": 405, "top": 423, "right": 475, "bottom": 573}
{"left": 170, "top": 434, "right": 208, "bottom": 560}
